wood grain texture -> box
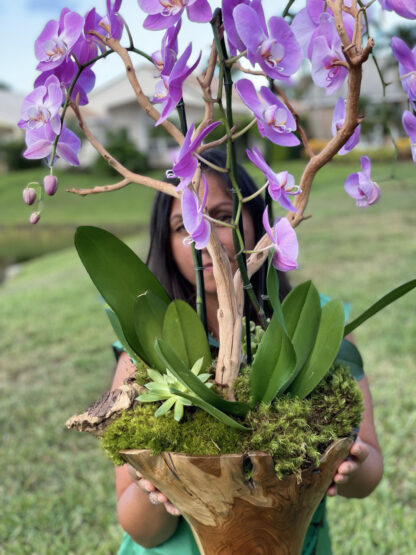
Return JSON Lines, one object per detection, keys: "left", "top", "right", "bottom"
{"left": 120, "top": 437, "right": 352, "bottom": 554}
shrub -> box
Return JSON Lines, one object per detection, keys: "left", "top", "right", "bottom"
{"left": 93, "top": 128, "right": 149, "bottom": 175}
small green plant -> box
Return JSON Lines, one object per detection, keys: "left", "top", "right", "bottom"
{"left": 137, "top": 359, "right": 213, "bottom": 422}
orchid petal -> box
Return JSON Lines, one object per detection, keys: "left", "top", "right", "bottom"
{"left": 360, "top": 156, "right": 372, "bottom": 178}
{"left": 186, "top": 0, "right": 212, "bottom": 23}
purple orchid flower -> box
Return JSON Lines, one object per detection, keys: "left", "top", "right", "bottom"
{"left": 24, "top": 122, "right": 81, "bottom": 166}
{"left": 100, "top": 0, "right": 124, "bottom": 40}
{"left": 380, "top": 0, "right": 416, "bottom": 19}
{"left": 235, "top": 79, "right": 300, "bottom": 147}
{"left": 152, "top": 43, "right": 201, "bottom": 124}
{"left": 246, "top": 148, "right": 300, "bottom": 211}
{"left": 35, "top": 9, "right": 84, "bottom": 71}
{"left": 152, "top": 20, "right": 181, "bottom": 76}
{"left": 331, "top": 98, "right": 360, "bottom": 155}
{"left": 292, "top": 0, "right": 355, "bottom": 59}
{"left": 344, "top": 156, "right": 380, "bottom": 207}
{"left": 73, "top": 8, "right": 107, "bottom": 65}
{"left": 233, "top": 5, "right": 302, "bottom": 81}
{"left": 138, "top": 0, "right": 212, "bottom": 31}
{"left": 391, "top": 37, "right": 416, "bottom": 106}
{"left": 171, "top": 121, "right": 222, "bottom": 189}
{"left": 181, "top": 176, "right": 211, "bottom": 249}
{"left": 35, "top": 60, "right": 96, "bottom": 107}
{"left": 402, "top": 110, "right": 416, "bottom": 163}
{"left": 222, "top": 0, "right": 266, "bottom": 56}
{"left": 262, "top": 209, "right": 298, "bottom": 272}
{"left": 18, "top": 75, "right": 62, "bottom": 135}
{"left": 311, "top": 13, "right": 348, "bottom": 95}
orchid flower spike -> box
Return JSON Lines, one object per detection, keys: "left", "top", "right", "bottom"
{"left": 181, "top": 176, "right": 211, "bottom": 249}
{"left": 262, "top": 209, "right": 298, "bottom": 272}
{"left": 391, "top": 37, "right": 416, "bottom": 106}
{"left": 235, "top": 79, "right": 299, "bottom": 147}
{"left": 344, "top": 156, "right": 380, "bottom": 207}
{"left": 402, "top": 110, "right": 416, "bottom": 163}
{"left": 311, "top": 13, "right": 348, "bottom": 95}
{"left": 138, "top": 0, "right": 212, "bottom": 31}
{"left": 233, "top": 4, "right": 302, "bottom": 81}
{"left": 331, "top": 98, "right": 360, "bottom": 155}
{"left": 35, "top": 9, "right": 84, "bottom": 71}
{"left": 152, "top": 43, "right": 201, "bottom": 124}
{"left": 171, "top": 121, "right": 222, "bottom": 190}
{"left": 18, "top": 75, "right": 63, "bottom": 135}
{"left": 246, "top": 148, "right": 300, "bottom": 211}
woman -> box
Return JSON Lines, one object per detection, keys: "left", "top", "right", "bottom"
{"left": 111, "top": 150, "right": 383, "bottom": 554}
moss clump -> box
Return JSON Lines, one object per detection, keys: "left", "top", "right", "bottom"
{"left": 102, "top": 406, "right": 244, "bottom": 465}
{"left": 102, "top": 365, "right": 363, "bottom": 478}
{"left": 134, "top": 358, "right": 150, "bottom": 386}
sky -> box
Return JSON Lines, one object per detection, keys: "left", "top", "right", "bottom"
{"left": 0, "top": 0, "right": 405, "bottom": 96}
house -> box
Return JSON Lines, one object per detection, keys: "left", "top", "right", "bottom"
{"left": 82, "top": 64, "right": 252, "bottom": 167}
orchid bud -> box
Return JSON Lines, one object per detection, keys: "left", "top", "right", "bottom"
{"left": 29, "top": 212, "right": 41, "bottom": 225}
{"left": 43, "top": 175, "right": 58, "bottom": 196}
{"left": 23, "top": 187, "right": 37, "bottom": 205}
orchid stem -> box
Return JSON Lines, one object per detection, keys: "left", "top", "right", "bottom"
{"left": 177, "top": 98, "right": 208, "bottom": 333}
{"left": 242, "top": 181, "right": 269, "bottom": 203}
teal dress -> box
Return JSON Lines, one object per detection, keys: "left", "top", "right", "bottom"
{"left": 115, "top": 295, "right": 358, "bottom": 554}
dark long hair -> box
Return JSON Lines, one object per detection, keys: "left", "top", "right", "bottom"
{"left": 146, "top": 149, "right": 291, "bottom": 308}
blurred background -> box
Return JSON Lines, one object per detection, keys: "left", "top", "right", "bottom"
{"left": 1, "top": 1, "right": 415, "bottom": 553}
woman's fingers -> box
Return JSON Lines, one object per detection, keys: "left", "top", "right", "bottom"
{"left": 164, "top": 501, "right": 181, "bottom": 516}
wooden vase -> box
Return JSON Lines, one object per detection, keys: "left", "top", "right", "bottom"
{"left": 120, "top": 437, "right": 351, "bottom": 555}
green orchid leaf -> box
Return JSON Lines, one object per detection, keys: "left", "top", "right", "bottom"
{"left": 75, "top": 226, "right": 170, "bottom": 361}
{"left": 266, "top": 253, "right": 287, "bottom": 332}
{"left": 134, "top": 291, "right": 168, "bottom": 371}
{"left": 169, "top": 388, "right": 249, "bottom": 431}
{"left": 289, "top": 299, "right": 345, "bottom": 399}
{"left": 249, "top": 313, "right": 293, "bottom": 407}
{"left": 154, "top": 339, "right": 249, "bottom": 418}
{"left": 261, "top": 327, "right": 297, "bottom": 403}
{"left": 105, "top": 308, "right": 139, "bottom": 362}
{"left": 335, "top": 338, "right": 364, "bottom": 381}
{"left": 162, "top": 300, "right": 211, "bottom": 370}
{"left": 344, "top": 279, "right": 416, "bottom": 336}
{"left": 280, "top": 281, "right": 322, "bottom": 391}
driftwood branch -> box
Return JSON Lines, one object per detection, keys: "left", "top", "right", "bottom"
{"left": 89, "top": 28, "right": 184, "bottom": 146}
{"left": 69, "top": 102, "right": 179, "bottom": 198}
{"left": 207, "top": 228, "right": 240, "bottom": 394}
{"left": 195, "top": 41, "right": 218, "bottom": 137}
{"left": 67, "top": 177, "right": 131, "bottom": 195}
{"left": 66, "top": 379, "right": 144, "bottom": 437}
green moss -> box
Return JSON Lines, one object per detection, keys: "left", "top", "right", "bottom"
{"left": 102, "top": 365, "right": 363, "bottom": 478}
{"left": 101, "top": 406, "right": 244, "bottom": 465}
{"left": 134, "top": 357, "right": 151, "bottom": 386}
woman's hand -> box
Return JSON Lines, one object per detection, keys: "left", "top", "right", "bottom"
{"left": 326, "top": 438, "right": 370, "bottom": 497}
{"left": 128, "top": 465, "right": 181, "bottom": 516}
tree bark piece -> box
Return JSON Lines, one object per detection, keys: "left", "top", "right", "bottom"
{"left": 65, "top": 380, "right": 144, "bottom": 437}
{"left": 121, "top": 437, "right": 352, "bottom": 555}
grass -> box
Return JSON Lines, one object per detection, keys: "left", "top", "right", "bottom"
{"left": 0, "top": 168, "right": 156, "bottom": 271}
{"left": 1, "top": 161, "right": 415, "bottom": 553}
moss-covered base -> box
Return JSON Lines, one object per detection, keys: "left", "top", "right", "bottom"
{"left": 101, "top": 365, "right": 363, "bottom": 479}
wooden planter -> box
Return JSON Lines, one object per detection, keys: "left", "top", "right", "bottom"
{"left": 121, "top": 437, "right": 351, "bottom": 555}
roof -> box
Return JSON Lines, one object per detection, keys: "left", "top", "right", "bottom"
{"left": 89, "top": 64, "right": 250, "bottom": 115}
{"left": 0, "top": 89, "right": 24, "bottom": 130}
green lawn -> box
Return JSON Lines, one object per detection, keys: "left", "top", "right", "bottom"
{"left": 1, "top": 161, "right": 415, "bottom": 553}
{"left": 0, "top": 168, "right": 156, "bottom": 270}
